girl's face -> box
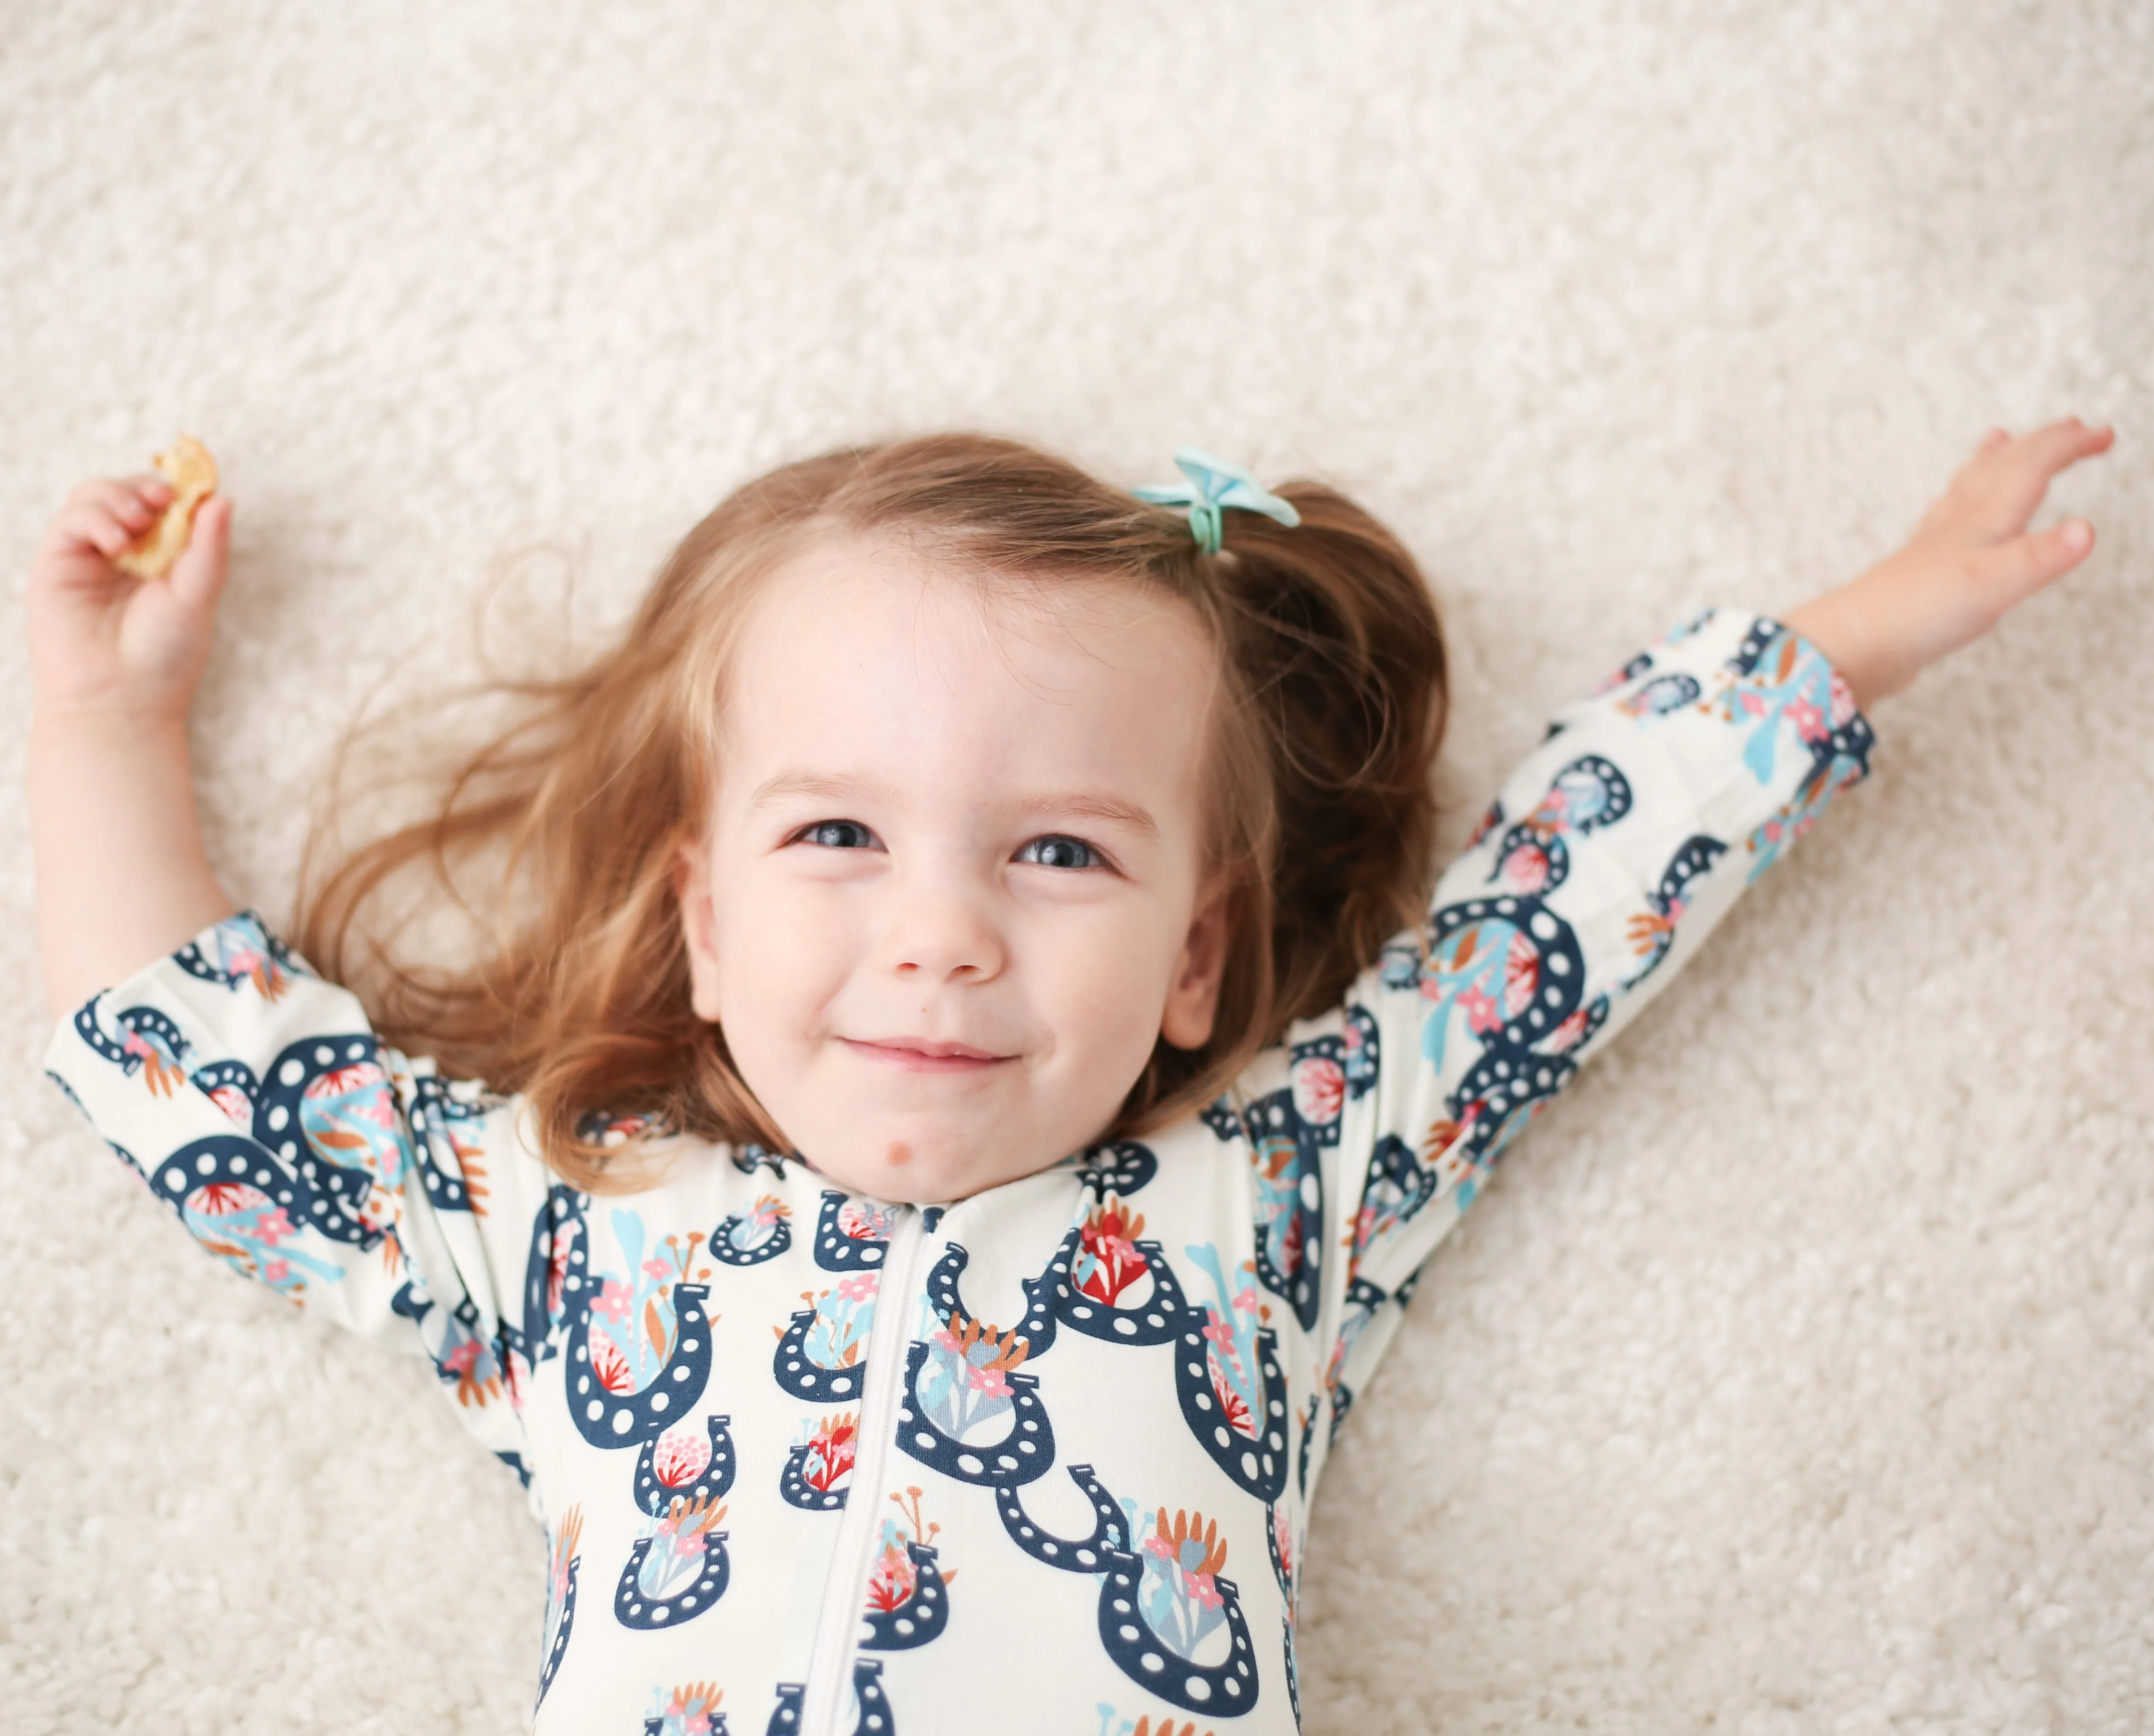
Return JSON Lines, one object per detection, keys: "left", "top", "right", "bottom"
{"left": 674, "top": 536, "right": 1230, "bottom": 1203}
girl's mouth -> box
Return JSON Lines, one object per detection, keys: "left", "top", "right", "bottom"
{"left": 838, "top": 1037, "right": 1014, "bottom": 1074}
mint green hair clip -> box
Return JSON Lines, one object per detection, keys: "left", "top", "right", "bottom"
{"left": 1132, "top": 446, "right": 1301, "bottom": 555}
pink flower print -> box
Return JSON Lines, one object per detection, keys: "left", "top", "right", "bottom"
{"left": 837, "top": 1272, "right": 880, "bottom": 1304}
{"left": 1457, "top": 984, "right": 1499, "bottom": 1034}
{"left": 1828, "top": 669, "right": 1858, "bottom": 726}
{"left": 253, "top": 1207, "right": 295, "bottom": 1247}
{"left": 1502, "top": 933, "right": 1540, "bottom": 1017}
{"left": 123, "top": 1029, "right": 187, "bottom": 1097}
{"left": 642, "top": 1259, "right": 672, "bottom": 1282}
{"left": 206, "top": 1082, "right": 252, "bottom": 1128}
{"left": 443, "top": 1340, "right": 482, "bottom": 1377}
{"left": 1784, "top": 695, "right": 1826, "bottom": 744}
{"left": 837, "top": 1199, "right": 896, "bottom": 1241}
{"left": 592, "top": 1278, "right": 633, "bottom": 1325}
{"left": 225, "top": 941, "right": 293, "bottom": 1001}
{"left": 1547, "top": 1008, "right": 1592, "bottom": 1052}
{"left": 263, "top": 1259, "right": 290, "bottom": 1285}
{"left": 964, "top": 1362, "right": 1012, "bottom": 1399}
{"left": 1147, "top": 1507, "right": 1228, "bottom": 1598}
{"left": 1291, "top": 1056, "right": 1345, "bottom": 1127}
{"left": 1498, "top": 842, "right": 1550, "bottom": 892}
{"left": 651, "top": 1424, "right": 713, "bottom": 1490}
{"left": 545, "top": 1222, "right": 581, "bottom": 1318}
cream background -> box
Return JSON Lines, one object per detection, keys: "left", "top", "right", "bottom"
{"left": 3, "top": 4, "right": 2150, "bottom": 1731}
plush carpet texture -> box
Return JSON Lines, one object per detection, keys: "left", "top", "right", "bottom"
{"left": 4, "top": 4, "right": 2150, "bottom": 1731}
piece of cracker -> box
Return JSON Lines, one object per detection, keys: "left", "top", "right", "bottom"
{"left": 114, "top": 435, "right": 218, "bottom": 579}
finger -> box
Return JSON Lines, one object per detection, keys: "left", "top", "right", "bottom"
{"left": 48, "top": 499, "right": 139, "bottom": 561}
{"left": 166, "top": 494, "right": 231, "bottom": 614}
{"left": 1971, "top": 517, "right": 2095, "bottom": 605}
{"left": 121, "top": 470, "right": 175, "bottom": 508}
{"left": 1979, "top": 427, "right": 2010, "bottom": 453}
{"left": 2028, "top": 416, "right": 2114, "bottom": 472}
{"left": 66, "top": 477, "right": 165, "bottom": 534}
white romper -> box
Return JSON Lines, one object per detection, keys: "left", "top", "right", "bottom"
{"left": 45, "top": 609, "right": 1872, "bottom": 1736}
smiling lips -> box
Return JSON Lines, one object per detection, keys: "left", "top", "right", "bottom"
{"left": 839, "top": 1037, "right": 1014, "bottom": 1074}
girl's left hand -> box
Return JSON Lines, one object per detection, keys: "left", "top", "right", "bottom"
{"left": 1784, "top": 416, "right": 2116, "bottom": 707}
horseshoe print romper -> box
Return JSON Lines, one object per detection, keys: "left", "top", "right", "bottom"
{"left": 45, "top": 610, "right": 1872, "bottom": 1736}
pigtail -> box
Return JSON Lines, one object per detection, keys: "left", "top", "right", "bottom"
{"left": 1215, "top": 486, "right": 1449, "bottom": 1028}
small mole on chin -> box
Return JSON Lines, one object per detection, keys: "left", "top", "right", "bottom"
{"left": 887, "top": 1142, "right": 912, "bottom": 1167}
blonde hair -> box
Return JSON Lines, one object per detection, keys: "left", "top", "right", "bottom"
{"left": 294, "top": 434, "right": 1448, "bottom": 1191}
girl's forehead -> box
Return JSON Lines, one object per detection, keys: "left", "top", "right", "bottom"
{"left": 751, "top": 533, "right": 1205, "bottom": 655}
{"left": 720, "top": 538, "right": 1218, "bottom": 797}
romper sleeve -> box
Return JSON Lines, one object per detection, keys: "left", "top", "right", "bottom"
{"left": 41, "top": 911, "right": 556, "bottom": 1482}
{"left": 1234, "top": 609, "right": 1877, "bottom": 1446}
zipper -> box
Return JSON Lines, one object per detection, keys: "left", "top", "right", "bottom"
{"left": 799, "top": 1204, "right": 926, "bottom": 1736}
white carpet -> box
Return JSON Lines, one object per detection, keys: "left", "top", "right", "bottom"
{"left": 4, "top": 4, "right": 2151, "bottom": 1731}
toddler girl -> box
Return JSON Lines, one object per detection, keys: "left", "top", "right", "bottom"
{"left": 29, "top": 422, "right": 2113, "bottom": 1735}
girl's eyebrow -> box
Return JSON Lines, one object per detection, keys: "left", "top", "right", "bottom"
{"left": 1019, "top": 792, "right": 1158, "bottom": 838}
{"left": 751, "top": 770, "right": 889, "bottom": 809}
{"left": 751, "top": 771, "right": 1157, "bottom": 837}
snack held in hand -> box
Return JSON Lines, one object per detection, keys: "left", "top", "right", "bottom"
{"left": 113, "top": 435, "right": 217, "bottom": 578}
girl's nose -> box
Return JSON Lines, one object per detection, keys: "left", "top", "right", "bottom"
{"left": 877, "top": 882, "right": 1006, "bottom": 984}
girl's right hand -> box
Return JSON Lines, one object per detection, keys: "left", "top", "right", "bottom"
{"left": 28, "top": 474, "right": 233, "bottom": 722}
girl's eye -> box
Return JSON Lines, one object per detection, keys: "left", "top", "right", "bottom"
{"left": 797, "top": 820, "right": 879, "bottom": 850}
{"left": 1016, "top": 835, "right": 1101, "bottom": 871}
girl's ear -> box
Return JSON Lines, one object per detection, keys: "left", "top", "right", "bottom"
{"left": 672, "top": 838, "right": 724, "bottom": 1023}
{"left": 1160, "top": 885, "right": 1232, "bottom": 1051}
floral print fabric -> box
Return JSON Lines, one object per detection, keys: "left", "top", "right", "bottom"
{"left": 45, "top": 610, "right": 1871, "bottom": 1735}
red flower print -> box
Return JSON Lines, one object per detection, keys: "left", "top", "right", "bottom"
{"left": 1502, "top": 932, "right": 1540, "bottom": 1017}
{"left": 1499, "top": 842, "right": 1550, "bottom": 891}
{"left": 189, "top": 1180, "right": 265, "bottom": 1216}
{"left": 803, "top": 1413, "right": 858, "bottom": 1491}
{"left": 1290, "top": 1057, "right": 1345, "bottom": 1127}
{"left": 1547, "top": 1008, "right": 1591, "bottom": 1052}
{"left": 206, "top": 1083, "right": 252, "bottom": 1128}
{"left": 1077, "top": 1199, "right": 1149, "bottom": 1305}
{"left": 651, "top": 1425, "right": 713, "bottom": 1489}
{"left": 544, "top": 1222, "right": 581, "bottom": 1317}
{"left": 591, "top": 1331, "right": 634, "bottom": 1395}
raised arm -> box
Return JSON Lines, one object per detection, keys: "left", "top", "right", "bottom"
{"left": 28, "top": 465, "right": 551, "bottom": 1480}
{"left": 1285, "top": 418, "right": 2116, "bottom": 1432}
{"left": 28, "top": 470, "right": 239, "bottom": 1012}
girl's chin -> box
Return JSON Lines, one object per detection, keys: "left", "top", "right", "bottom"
{"left": 794, "top": 1123, "right": 1058, "bottom": 1204}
